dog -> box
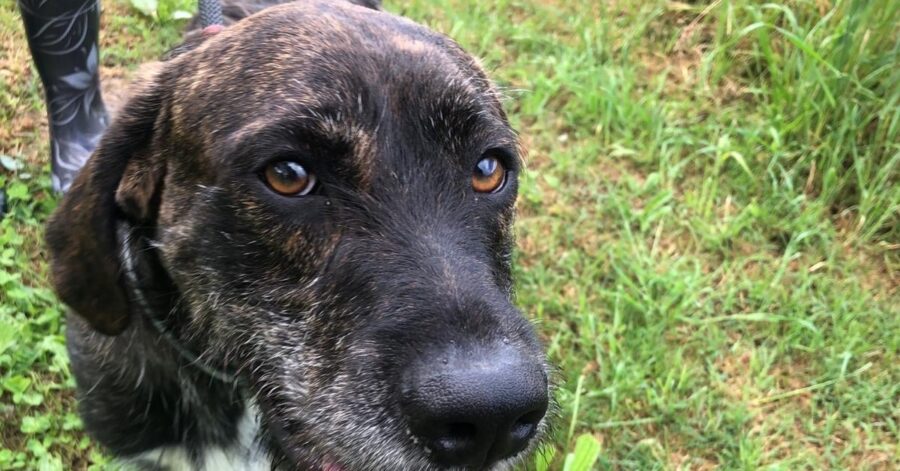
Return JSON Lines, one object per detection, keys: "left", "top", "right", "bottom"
{"left": 45, "top": 1, "right": 550, "bottom": 469}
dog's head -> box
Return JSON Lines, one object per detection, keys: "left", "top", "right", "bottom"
{"left": 46, "top": 1, "right": 549, "bottom": 469}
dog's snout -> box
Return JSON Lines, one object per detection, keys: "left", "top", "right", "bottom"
{"left": 402, "top": 348, "right": 548, "bottom": 468}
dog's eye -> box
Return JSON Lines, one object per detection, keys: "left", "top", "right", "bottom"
{"left": 263, "top": 161, "right": 316, "bottom": 196}
{"left": 472, "top": 156, "right": 506, "bottom": 193}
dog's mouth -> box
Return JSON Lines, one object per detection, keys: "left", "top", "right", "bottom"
{"left": 257, "top": 398, "right": 356, "bottom": 471}
{"left": 321, "top": 459, "right": 346, "bottom": 471}
{"left": 272, "top": 427, "right": 542, "bottom": 471}
{"left": 253, "top": 351, "right": 549, "bottom": 471}
{"left": 289, "top": 454, "right": 347, "bottom": 471}
{"left": 257, "top": 395, "right": 547, "bottom": 471}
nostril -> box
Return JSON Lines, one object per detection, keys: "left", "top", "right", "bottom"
{"left": 433, "top": 422, "right": 477, "bottom": 453}
{"left": 519, "top": 410, "right": 544, "bottom": 428}
{"left": 507, "top": 409, "right": 543, "bottom": 452}
{"left": 447, "top": 422, "right": 477, "bottom": 441}
{"left": 509, "top": 421, "right": 534, "bottom": 445}
{"left": 402, "top": 349, "right": 548, "bottom": 468}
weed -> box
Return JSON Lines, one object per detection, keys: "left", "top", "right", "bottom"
{"left": 1, "top": 0, "right": 897, "bottom": 469}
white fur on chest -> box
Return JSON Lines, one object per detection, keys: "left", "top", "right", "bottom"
{"left": 127, "top": 402, "right": 268, "bottom": 471}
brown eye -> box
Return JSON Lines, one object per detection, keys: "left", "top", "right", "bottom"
{"left": 263, "top": 161, "right": 316, "bottom": 196}
{"left": 472, "top": 156, "right": 506, "bottom": 193}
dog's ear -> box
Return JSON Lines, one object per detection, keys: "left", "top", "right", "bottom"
{"left": 46, "top": 78, "right": 167, "bottom": 336}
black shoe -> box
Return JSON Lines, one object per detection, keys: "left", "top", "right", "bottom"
{"left": 19, "top": 0, "right": 108, "bottom": 193}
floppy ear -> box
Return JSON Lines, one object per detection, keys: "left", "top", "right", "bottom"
{"left": 45, "top": 79, "right": 167, "bottom": 336}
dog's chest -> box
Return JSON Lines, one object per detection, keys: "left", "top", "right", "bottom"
{"left": 126, "top": 402, "right": 268, "bottom": 470}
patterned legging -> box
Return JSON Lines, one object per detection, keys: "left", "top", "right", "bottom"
{"left": 18, "top": 0, "right": 107, "bottom": 193}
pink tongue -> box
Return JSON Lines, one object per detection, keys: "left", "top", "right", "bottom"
{"left": 322, "top": 461, "right": 344, "bottom": 471}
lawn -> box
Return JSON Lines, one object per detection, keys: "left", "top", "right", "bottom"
{"left": 1, "top": 0, "right": 897, "bottom": 469}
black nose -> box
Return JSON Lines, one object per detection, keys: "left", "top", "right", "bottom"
{"left": 402, "top": 348, "right": 548, "bottom": 468}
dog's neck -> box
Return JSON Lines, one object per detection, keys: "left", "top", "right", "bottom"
{"left": 112, "top": 222, "right": 312, "bottom": 469}
{"left": 117, "top": 222, "right": 238, "bottom": 383}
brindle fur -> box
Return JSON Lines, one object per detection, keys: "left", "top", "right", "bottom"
{"left": 45, "top": 1, "right": 550, "bottom": 469}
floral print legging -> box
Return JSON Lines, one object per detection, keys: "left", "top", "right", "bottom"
{"left": 18, "top": 0, "right": 108, "bottom": 193}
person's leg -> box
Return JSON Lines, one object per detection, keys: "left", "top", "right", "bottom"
{"left": 18, "top": 0, "right": 108, "bottom": 193}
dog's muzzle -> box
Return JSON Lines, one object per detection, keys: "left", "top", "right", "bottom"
{"left": 401, "top": 346, "right": 549, "bottom": 468}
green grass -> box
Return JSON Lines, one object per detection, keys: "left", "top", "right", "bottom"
{"left": 1, "top": 0, "right": 898, "bottom": 469}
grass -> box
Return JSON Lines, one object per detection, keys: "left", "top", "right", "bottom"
{"left": 1, "top": 0, "right": 897, "bottom": 469}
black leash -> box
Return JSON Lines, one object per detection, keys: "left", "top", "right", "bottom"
{"left": 118, "top": 222, "right": 238, "bottom": 384}
{"left": 114, "top": 2, "right": 225, "bottom": 381}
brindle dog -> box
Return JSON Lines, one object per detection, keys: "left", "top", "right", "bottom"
{"left": 45, "top": 1, "right": 550, "bottom": 469}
